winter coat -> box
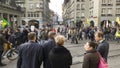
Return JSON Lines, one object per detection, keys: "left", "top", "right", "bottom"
{"left": 82, "top": 50, "right": 100, "bottom": 68}
{"left": 49, "top": 45, "right": 72, "bottom": 68}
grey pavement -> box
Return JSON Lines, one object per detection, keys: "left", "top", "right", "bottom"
{"left": 1, "top": 40, "right": 120, "bottom": 68}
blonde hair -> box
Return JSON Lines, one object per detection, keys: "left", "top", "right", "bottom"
{"left": 55, "top": 35, "right": 66, "bottom": 45}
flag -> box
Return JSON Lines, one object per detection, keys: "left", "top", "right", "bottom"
{"left": 86, "top": 19, "right": 90, "bottom": 25}
{"left": 1, "top": 18, "right": 10, "bottom": 28}
{"left": 116, "top": 17, "right": 120, "bottom": 25}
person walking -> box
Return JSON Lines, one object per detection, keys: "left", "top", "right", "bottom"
{"left": 95, "top": 31, "right": 109, "bottom": 62}
{"left": 89, "top": 27, "right": 95, "bottom": 41}
{"left": 49, "top": 35, "right": 72, "bottom": 68}
{"left": 39, "top": 29, "right": 47, "bottom": 45}
{"left": 17, "top": 32, "right": 43, "bottom": 68}
{"left": 42, "top": 31, "right": 56, "bottom": 68}
{"left": 82, "top": 41, "right": 100, "bottom": 68}
{"left": 0, "top": 30, "right": 10, "bottom": 66}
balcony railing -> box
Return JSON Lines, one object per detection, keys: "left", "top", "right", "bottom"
{"left": 108, "top": 4, "right": 113, "bottom": 6}
{"left": 77, "top": 9, "right": 80, "bottom": 10}
{"left": 101, "top": 4, "right": 113, "bottom": 6}
{"left": 116, "top": 2, "right": 120, "bottom": 6}
{"left": 116, "top": 14, "right": 120, "bottom": 16}
{"left": 101, "top": 4, "right": 107, "bottom": 6}
{"left": 101, "top": 14, "right": 106, "bottom": 16}
{"left": 107, "top": 14, "right": 113, "bottom": 16}
{"left": 89, "top": 7, "right": 93, "bottom": 9}
{"left": 81, "top": 16, "right": 85, "bottom": 18}
{"left": 81, "top": 8, "right": 85, "bottom": 10}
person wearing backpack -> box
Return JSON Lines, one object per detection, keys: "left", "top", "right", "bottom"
{"left": 82, "top": 41, "right": 100, "bottom": 68}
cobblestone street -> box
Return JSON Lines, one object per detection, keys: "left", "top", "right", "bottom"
{"left": 1, "top": 40, "right": 120, "bottom": 68}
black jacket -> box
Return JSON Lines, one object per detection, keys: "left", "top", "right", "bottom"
{"left": 17, "top": 41, "right": 43, "bottom": 68}
{"left": 49, "top": 45, "right": 72, "bottom": 68}
{"left": 97, "top": 40, "right": 109, "bottom": 62}
{"left": 82, "top": 50, "right": 100, "bottom": 68}
{"left": 43, "top": 38, "right": 56, "bottom": 68}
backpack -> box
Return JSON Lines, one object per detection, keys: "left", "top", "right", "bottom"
{"left": 98, "top": 52, "right": 109, "bottom": 68}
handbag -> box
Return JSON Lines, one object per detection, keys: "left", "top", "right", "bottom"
{"left": 98, "top": 52, "right": 109, "bottom": 68}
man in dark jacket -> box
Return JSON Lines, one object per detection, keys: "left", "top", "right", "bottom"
{"left": 0, "top": 30, "right": 10, "bottom": 66}
{"left": 43, "top": 31, "right": 56, "bottom": 68}
{"left": 95, "top": 31, "right": 109, "bottom": 62}
{"left": 17, "top": 32, "right": 43, "bottom": 68}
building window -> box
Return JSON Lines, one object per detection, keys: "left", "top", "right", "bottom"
{"left": 101, "top": 14, "right": 106, "bottom": 16}
{"left": 77, "top": 12, "right": 80, "bottom": 16}
{"left": 92, "top": 1, "right": 94, "bottom": 8}
{"left": 102, "top": 0, "right": 106, "bottom": 4}
{"left": 116, "top": 8, "right": 120, "bottom": 14}
{"left": 108, "top": 0, "right": 112, "bottom": 4}
{"left": 90, "top": 1, "right": 94, "bottom": 9}
{"left": 37, "top": 13, "right": 39, "bottom": 17}
{"left": 29, "top": 3, "right": 34, "bottom": 9}
{"left": 28, "top": 13, "right": 30, "bottom": 17}
{"left": 116, "top": 0, "right": 120, "bottom": 2}
{"left": 90, "top": 11, "right": 91, "bottom": 16}
{"left": 90, "top": 10, "right": 93, "bottom": 17}
{"left": 81, "top": 12, "right": 84, "bottom": 17}
{"left": 34, "top": 12, "right": 36, "bottom": 17}
{"left": 101, "top": 8, "right": 106, "bottom": 14}
{"left": 77, "top": 0, "right": 80, "bottom": 2}
{"left": 77, "top": 4, "right": 80, "bottom": 10}
{"left": 116, "top": 8, "right": 120, "bottom": 16}
{"left": 31, "top": 12, "right": 33, "bottom": 17}
{"left": 23, "top": 14, "right": 26, "bottom": 17}
{"left": 116, "top": 0, "right": 120, "bottom": 6}
{"left": 81, "top": 4, "right": 85, "bottom": 10}
{"left": 116, "top": 14, "right": 120, "bottom": 16}
{"left": 108, "top": 8, "right": 112, "bottom": 14}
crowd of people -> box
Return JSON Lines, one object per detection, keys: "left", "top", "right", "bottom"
{"left": 57, "top": 26, "right": 120, "bottom": 45}
{"left": 0, "top": 24, "right": 119, "bottom": 68}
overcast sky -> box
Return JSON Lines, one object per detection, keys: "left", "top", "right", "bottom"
{"left": 49, "top": 0, "right": 64, "bottom": 21}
